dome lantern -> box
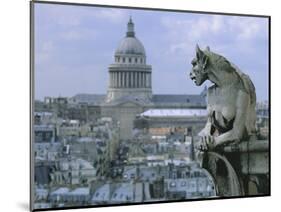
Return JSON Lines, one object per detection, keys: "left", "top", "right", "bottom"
{"left": 126, "top": 17, "right": 135, "bottom": 37}
{"left": 115, "top": 17, "right": 146, "bottom": 56}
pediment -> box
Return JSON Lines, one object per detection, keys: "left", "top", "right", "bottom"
{"left": 117, "top": 100, "right": 143, "bottom": 107}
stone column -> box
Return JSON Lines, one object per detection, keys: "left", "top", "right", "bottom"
{"left": 147, "top": 73, "right": 149, "bottom": 88}
{"left": 134, "top": 72, "right": 137, "bottom": 88}
{"left": 148, "top": 73, "right": 150, "bottom": 88}
{"left": 128, "top": 72, "right": 130, "bottom": 88}
{"left": 149, "top": 73, "right": 152, "bottom": 88}
{"left": 109, "top": 72, "right": 112, "bottom": 88}
{"left": 122, "top": 71, "right": 125, "bottom": 88}
{"left": 126, "top": 72, "right": 129, "bottom": 88}
{"left": 139, "top": 72, "right": 141, "bottom": 88}
{"left": 130, "top": 72, "right": 134, "bottom": 88}
{"left": 144, "top": 73, "right": 147, "bottom": 87}
{"left": 112, "top": 72, "right": 115, "bottom": 88}
{"left": 132, "top": 72, "right": 134, "bottom": 88}
{"left": 143, "top": 72, "right": 145, "bottom": 87}
{"left": 111, "top": 73, "right": 114, "bottom": 88}
{"left": 121, "top": 71, "right": 125, "bottom": 88}
{"left": 137, "top": 72, "right": 139, "bottom": 88}
{"left": 120, "top": 71, "right": 123, "bottom": 88}
{"left": 116, "top": 71, "right": 118, "bottom": 88}
{"left": 124, "top": 72, "right": 126, "bottom": 88}
{"left": 114, "top": 72, "right": 117, "bottom": 88}
{"left": 118, "top": 72, "right": 121, "bottom": 88}
{"left": 143, "top": 72, "right": 145, "bottom": 88}
{"left": 115, "top": 72, "right": 118, "bottom": 88}
{"left": 141, "top": 72, "right": 144, "bottom": 87}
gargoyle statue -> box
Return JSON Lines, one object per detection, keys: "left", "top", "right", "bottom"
{"left": 189, "top": 45, "right": 256, "bottom": 150}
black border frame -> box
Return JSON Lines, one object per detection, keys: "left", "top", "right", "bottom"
{"left": 30, "top": 1, "right": 271, "bottom": 211}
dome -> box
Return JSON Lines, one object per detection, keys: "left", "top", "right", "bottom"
{"left": 115, "top": 37, "right": 146, "bottom": 56}
{"left": 115, "top": 17, "right": 146, "bottom": 56}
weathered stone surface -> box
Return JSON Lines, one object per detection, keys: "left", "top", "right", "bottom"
{"left": 189, "top": 45, "right": 256, "bottom": 149}
{"left": 189, "top": 45, "right": 269, "bottom": 196}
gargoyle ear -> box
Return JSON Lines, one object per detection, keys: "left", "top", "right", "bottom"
{"left": 205, "top": 46, "right": 210, "bottom": 51}
{"left": 196, "top": 44, "right": 204, "bottom": 60}
{"left": 196, "top": 44, "right": 208, "bottom": 69}
{"left": 203, "top": 55, "right": 208, "bottom": 70}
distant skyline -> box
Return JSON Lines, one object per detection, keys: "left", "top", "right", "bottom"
{"left": 34, "top": 3, "right": 269, "bottom": 101}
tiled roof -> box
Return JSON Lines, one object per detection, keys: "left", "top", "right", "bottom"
{"left": 71, "top": 93, "right": 206, "bottom": 107}
{"left": 140, "top": 109, "right": 207, "bottom": 117}
{"left": 152, "top": 94, "right": 206, "bottom": 107}
{"left": 72, "top": 94, "right": 106, "bottom": 105}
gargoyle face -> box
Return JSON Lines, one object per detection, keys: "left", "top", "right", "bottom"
{"left": 189, "top": 45, "right": 209, "bottom": 86}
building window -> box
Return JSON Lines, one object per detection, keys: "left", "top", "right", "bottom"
{"left": 129, "top": 57, "right": 131, "bottom": 63}
{"left": 35, "top": 132, "right": 43, "bottom": 142}
{"left": 135, "top": 58, "right": 138, "bottom": 63}
{"left": 140, "top": 58, "right": 143, "bottom": 63}
{"left": 123, "top": 57, "right": 125, "bottom": 63}
{"left": 45, "top": 132, "right": 52, "bottom": 141}
{"left": 170, "top": 181, "right": 176, "bottom": 187}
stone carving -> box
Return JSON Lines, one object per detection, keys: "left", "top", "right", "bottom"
{"left": 189, "top": 45, "right": 256, "bottom": 150}
{"left": 188, "top": 45, "right": 269, "bottom": 197}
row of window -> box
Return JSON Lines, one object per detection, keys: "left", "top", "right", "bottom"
{"left": 169, "top": 181, "right": 206, "bottom": 188}
{"left": 94, "top": 192, "right": 131, "bottom": 201}
{"left": 123, "top": 172, "right": 155, "bottom": 179}
{"left": 115, "top": 56, "right": 145, "bottom": 64}
{"left": 35, "top": 131, "right": 53, "bottom": 143}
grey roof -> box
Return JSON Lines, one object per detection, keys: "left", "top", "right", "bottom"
{"left": 103, "top": 95, "right": 152, "bottom": 106}
{"left": 91, "top": 184, "right": 111, "bottom": 202}
{"left": 71, "top": 93, "right": 206, "bottom": 107}
{"left": 152, "top": 94, "right": 206, "bottom": 107}
{"left": 140, "top": 109, "right": 207, "bottom": 117}
{"left": 110, "top": 183, "right": 134, "bottom": 202}
{"left": 72, "top": 94, "right": 106, "bottom": 105}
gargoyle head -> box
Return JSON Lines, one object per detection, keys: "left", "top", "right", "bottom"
{"left": 189, "top": 45, "right": 210, "bottom": 86}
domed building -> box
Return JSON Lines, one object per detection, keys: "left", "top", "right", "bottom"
{"left": 106, "top": 17, "right": 152, "bottom": 103}
{"left": 72, "top": 18, "right": 207, "bottom": 140}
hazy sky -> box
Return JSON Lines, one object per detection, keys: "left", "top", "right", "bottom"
{"left": 34, "top": 3, "right": 269, "bottom": 101}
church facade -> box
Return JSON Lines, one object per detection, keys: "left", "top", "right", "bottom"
{"left": 73, "top": 18, "right": 206, "bottom": 140}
